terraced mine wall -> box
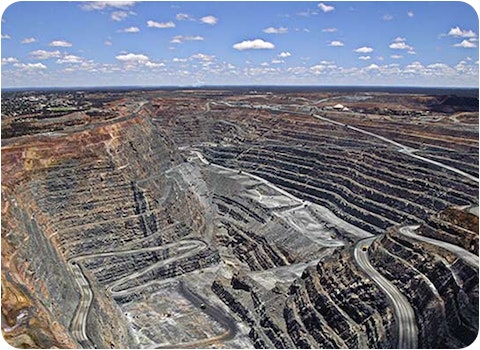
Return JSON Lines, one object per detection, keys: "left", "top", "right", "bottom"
{"left": 2, "top": 105, "right": 217, "bottom": 347}
{"left": 369, "top": 229, "right": 478, "bottom": 348}
{"left": 2, "top": 91, "right": 478, "bottom": 348}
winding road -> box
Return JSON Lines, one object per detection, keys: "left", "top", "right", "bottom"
{"left": 399, "top": 225, "right": 479, "bottom": 269}
{"left": 312, "top": 112, "right": 478, "bottom": 183}
{"left": 354, "top": 236, "right": 418, "bottom": 349}
{"left": 189, "top": 149, "right": 372, "bottom": 240}
{"left": 211, "top": 101, "right": 478, "bottom": 184}
{"left": 68, "top": 239, "right": 236, "bottom": 348}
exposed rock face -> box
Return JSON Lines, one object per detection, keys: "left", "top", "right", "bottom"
{"left": 1, "top": 89, "right": 478, "bottom": 348}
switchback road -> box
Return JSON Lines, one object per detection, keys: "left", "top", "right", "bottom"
{"left": 68, "top": 239, "right": 211, "bottom": 347}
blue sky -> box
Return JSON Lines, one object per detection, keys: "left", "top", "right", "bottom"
{"left": 1, "top": 1, "right": 479, "bottom": 87}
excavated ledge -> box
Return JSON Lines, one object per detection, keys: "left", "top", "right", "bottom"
{"left": 2, "top": 89, "right": 478, "bottom": 348}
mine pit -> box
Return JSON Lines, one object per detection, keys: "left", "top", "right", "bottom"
{"left": 1, "top": 88, "right": 478, "bottom": 348}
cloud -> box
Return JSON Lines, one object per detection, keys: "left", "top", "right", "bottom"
{"left": 393, "top": 36, "right": 406, "bottom": 42}
{"left": 354, "top": 46, "right": 373, "bottom": 53}
{"left": 56, "top": 54, "right": 83, "bottom": 64}
{"left": 448, "top": 27, "right": 477, "bottom": 38}
{"left": 104, "top": 40, "right": 113, "bottom": 46}
{"left": 382, "top": 14, "right": 393, "bottom": 21}
{"left": 407, "top": 11, "right": 414, "bottom": 17}
{"left": 278, "top": 51, "right": 291, "bottom": 58}
{"left": 390, "top": 54, "right": 403, "bottom": 59}
{"left": 116, "top": 53, "right": 149, "bottom": 62}
{"left": 30, "top": 49, "right": 62, "bottom": 59}
{"left": 147, "top": 20, "right": 175, "bottom": 28}
{"left": 453, "top": 40, "right": 477, "bottom": 48}
{"left": 403, "top": 61, "right": 424, "bottom": 73}
{"left": 359, "top": 56, "right": 371, "bottom": 60}
{"left": 21, "top": 37, "right": 37, "bottom": 44}
{"left": 173, "top": 57, "right": 188, "bottom": 63}
{"left": 80, "top": 1, "right": 137, "bottom": 11}
{"left": 121, "top": 26, "right": 140, "bottom": 33}
{"left": 2, "top": 57, "right": 19, "bottom": 65}
{"left": 200, "top": 15, "right": 218, "bottom": 25}
{"left": 365, "top": 64, "right": 380, "bottom": 70}
{"left": 389, "top": 42, "right": 413, "bottom": 50}
{"left": 176, "top": 13, "right": 194, "bottom": 21}
{"left": 233, "top": 39, "right": 275, "bottom": 51}
{"left": 13, "top": 62, "right": 47, "bottom": 70}
{"left": 49, "top": 40, "right": 72, "bottom": 47}
{"left": 190, "top": 53, "right": 215, "bottom": 61}
{"left": 56, "top": 55, "right": 84, "bottom": 64}
{"left": 170, "top": 35, "right": 204, "bottom": 44}
{"left": 329, "top": 40, "right": 344, "bottom": 47}
{"left": 111, "top": 11, "right": 129, "bottom": 21}
{"left": 263, "top": 27, "right": 288, "bottom": 34}
{"left": 1, "top": 34, "right": 11, "bottom": 39}
{"left": 318, "top": 3, "right": 335, "bottom": 13}
{"left": 145, "top": 61, "right": 165, "bottom": 68}
{"left": 322, "top": 27, "right": 337, "bottom": 33}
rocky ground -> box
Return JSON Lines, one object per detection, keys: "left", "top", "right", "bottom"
{"left": 1, "top": 88, "right": 478, "bottom": 348}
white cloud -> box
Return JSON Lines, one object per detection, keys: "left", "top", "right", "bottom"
{"left": 322, "top": 27, "right": 337, "bottom": 33}
{"left": 263, "top": 27, "right": 288, "bottom": 34}
{"left": 407, "top": 11, "right": 414, "bottom": 17}
{"left": 404, "top": 61, "right": 424, "bottom": 73}
{"left": 200, "top": 15, "right": 218, "bottom": 25}
{"left": 329, "top": 40, "right": 344, "bottom": 47}
{"left": 30, "top": 49, "right": 62, "bottom": 59}
{"left": 359, "top": 56, "right": 371, "bottom": 60}
{"left": 383, "top": 14, "right": 393, "bottom": 21}
{"left": 279, "top": 51, "right": 291, "bottom": 58}
{"left": 1, "top": 34, "right": 11, "bottom": 39}
{"left": 318, "top": 3, "right": 335, "bottom": 13}
{"left": 21, "top": 37, "right": 36, "bottom": 44}
{"left": 122, "top": 26, "right": 140, "bottom": 33}
{"left": 365, "top": 64, "right": 380, "bottom": 70}
{"left": 104, "top": 40, "right": 113, "bottom": 46}
{"left": 80, "top": 1, "right": 137, "bottom": 11}
{"left": 173, "top": 57, "right": 188, "bottom": 63}
{"left": 170, "top": 35, "right": 204, "bottom": 44}
{"left": 393, "top": 37, "right": 406, "bottom": 42}
{"left": 190, "top": 53, "right": 215, "bottom": 61}
{"left": 49, "top": 40, "right": 72, "bottom": 47}
{"left": 453, "top": 40, "right": 477, "bottom": 48}
{"left": 448, "top": 26, "right": 477, "bottom": 38}
{"left": 176, "top": 13, "right": 194, "bottom": 21}
{"left": 391, "top": 54, "right": 403, "bottom": 59}
{"left": 354, "top": 46, "right": 373, "bottom": 53}
{"left": 2, "top": 57, "right": 18, "bottom": 65}
{"left": 145, "top": 61, "right": 165, "bottom": 68}
{"left": 111, "top": 11, "right": 129, "bottom": 21}
{"left": 147, "top": 20, "right": 175, "bottom": 28}
{"left": 116, "top": 53, "right": 149, "bottom": 62}
{"left": 233, "top": 39, "right": 275, "bottom": 51}
{"left": 271, "top": 59, "right": 284, "bottom": 64}
{"left": 56, "top": 54, "right": 83, "bottom": 64}
{"left": 13, "top": 62, "right": 47, "bottom": 70}
{"left": 389, "top": 41, "right": 413, "bottom": 50}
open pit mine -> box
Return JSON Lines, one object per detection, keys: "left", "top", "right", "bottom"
{"left": 1, "top": 88, "right": 478, "bottom": 349}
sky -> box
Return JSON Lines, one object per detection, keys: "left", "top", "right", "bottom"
{"left": 1, "top": 1, "right": 479, "bottom": 88}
